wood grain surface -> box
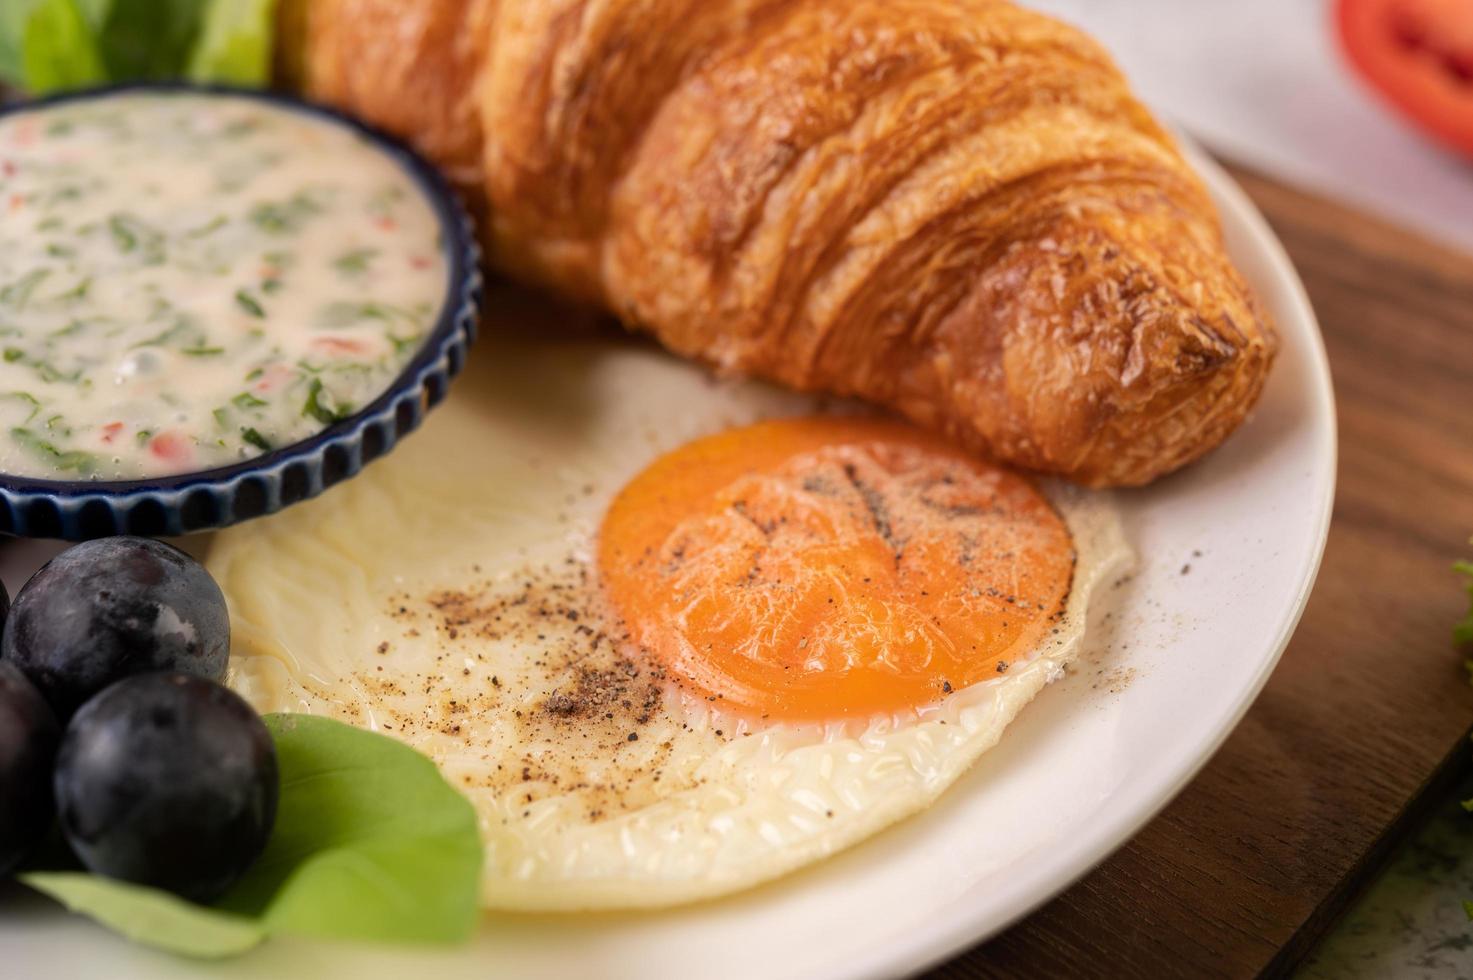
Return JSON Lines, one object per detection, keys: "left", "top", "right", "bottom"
{"left": 927, "top": 166, "right": 1473, "bottom": 978}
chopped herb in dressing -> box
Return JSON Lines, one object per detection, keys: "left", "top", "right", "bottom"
{"left": 241, "top": 427, "right": 272, "bottom": 451}
{"left": 0, "top": 92, "right": 448, "bottom": 480}
{"left": 185, "top": 215, "right": 228, "bottom": 238}
{"left": 234, "top": 290, "right": 266, "bottom": 318}
{"left": 232, "top": 392, "right": 267, "bottom": 410}
{"left": 0, "top": 270, "right": 51, "bottom": 310}
{"left": 302, "top": 377, "right": 351, "bottom": 425}
{"left": 11, "top": 427, "right": 97, "bottom": 474}
{"left": 52, "top": 279, "right": 91, "bottom": 304}
{"left": 106, "top": 213, "right": 166, "bottom": 265}
{"left": 317, "top": 301, "right": 422, "bottom": 329}
{"left": 248, "top": 190, "right": 325, "bottom": 235}
{"left": 1, "top": 392, "right": 41, "bottom": 423}
{"left": 332, "top": 248, "right": 378, "bottom": 276}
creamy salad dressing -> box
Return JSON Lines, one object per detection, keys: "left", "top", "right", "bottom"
{"left": 0, "top": 91, "right": 449, "bottom": 480}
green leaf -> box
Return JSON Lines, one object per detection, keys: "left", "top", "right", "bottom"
{"left": 332, "top": 247, "right": 379, "bottom": 277}
{"left": 302, "top": 377, "right": 351, "bottom": 425}
{"left": 1454, "top": 558, "right": 1473, "bottom": 648}
{"left": 19, "top": 873, "right": 265, "bottom": 959}
{"left": 0, "top": 269, "right": 51, "bottom": 310}
{"left": 134, "top": 318, "right": 203, "bottom": 351}
{"left": 220, "top": 714, "right": 482, "bottom": 944}
{"left": 72, "top": 0, "right": 113, "bottom": 33}
{"left": 240, "top": 425, "right": 270, "bottom": 451}
{"left": 35, "top": 359, "right": 81, "bottom": 384}
{"left": 55, "top": 278, "right": 90, "bottom": 303}
{"left": 108, "top": 212, "right": 165, "bottom": 265}
{"left": 0, "top": 1, "right": 44, "bottom": 87}
{"left": 11, "top": 426, "right": 96, "bottom": 473}
{"left": 232, "top": 390, "right": 267, "bottom": 410}
{"left": 1, "top": 0, "right": 274, "bottom": 94}
{"left": 22, "top": 714, "right": 483, "bottom": 958}
{"left": 249, "top": 192, "right": 322, "bottom": 235}
{"left": 234, "top": 289, "right": 266, "bottom": 318}
{"left": 0, "top": 1, "right": 103, "bottom": 89}
{"left": 317, "top": 300, "right": 405, "bottom": 328}
{"left": 187, "top": 0, "right": 276, "bottom": 85}
{"left": 1464, "top": 899, "right": 1473, "bottom": 922}
{"left": 389, "top": 332, "right": 424, "bottom": 355}
{"left": 95, "top": 0, "right": 203, "bottom": 80}
{"left": 0, "top": 390, "right": 41, "bottom": 422}
{"left": 184, "top": 214, "right": 227, "bottom": 238}
{"left": 19, "top": 0, "right": 106, "bottom": 93}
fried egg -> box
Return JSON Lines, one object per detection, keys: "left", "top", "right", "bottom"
{"left": 209, "top": 335, "right": 1131, "bottom": 911}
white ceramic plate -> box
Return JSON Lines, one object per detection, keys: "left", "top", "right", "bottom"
{"left": 0, "top": 141, "right": 1335, "bottom": 980}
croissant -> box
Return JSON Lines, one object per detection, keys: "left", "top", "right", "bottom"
{"left": 276, "top": 0, "right": 1277, "bottom": 487}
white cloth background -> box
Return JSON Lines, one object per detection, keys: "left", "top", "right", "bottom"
{"left": 1025, "top": 0, "right": 1473, "bottom": 256}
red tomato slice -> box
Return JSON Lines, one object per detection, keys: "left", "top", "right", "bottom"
{"left": 149, "top": 431, "right": 193, "bottom": 465}
{"left": 1336, "top": 0, "right": 1473, "bottom": 159}
{"left": 311, "top": 336, "right": 369, "bottom": 355}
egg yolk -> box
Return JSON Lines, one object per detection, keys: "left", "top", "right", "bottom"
{"left": 597, "top": 417, "right": 1075, "bottom": 722}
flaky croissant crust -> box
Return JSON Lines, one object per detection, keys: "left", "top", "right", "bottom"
{"left": 278, "top": 0, "right": 1277, "bottom": 487}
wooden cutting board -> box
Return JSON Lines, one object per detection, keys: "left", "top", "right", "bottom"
{"left": 928, "top": 165, "right": 1473, "bottom": 978}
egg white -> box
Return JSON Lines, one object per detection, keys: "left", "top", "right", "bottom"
{"left": 209, "top": 334, "right": 1132, "bottom": 911}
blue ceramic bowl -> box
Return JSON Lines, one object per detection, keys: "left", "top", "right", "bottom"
{"left": 0, "top": 84, "right": 482, "bottom": 540}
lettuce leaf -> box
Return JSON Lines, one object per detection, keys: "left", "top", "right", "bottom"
{"left": 15, "top": 0, "right": 106, "bottom": 93}
{"left": 22, "top": 714, "right": 483, "bottom": 959}
{"left": 0, "top": 1, "right": 49, "bottom": 87}
{"left": 0, "top": 0, "right": 276, "bottom": 94}
{"left": 187, "top": 0, "right": 275, "bottom": 85}
{"left": 93, "top": 0, "right": 208, "bottom": 82}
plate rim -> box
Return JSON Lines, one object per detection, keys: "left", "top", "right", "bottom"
{"left": 839, "top": 139, "right": 1339, "bottom": 980}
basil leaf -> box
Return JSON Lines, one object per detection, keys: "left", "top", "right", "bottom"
{"left": 21, "top": 714, "right": 483, "bottom": 958}
{"left": 221, "top": 714, "right": 482, "bottom": 944}
{"left": 19, "top": 873, "right": 265, "bottom": 959}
